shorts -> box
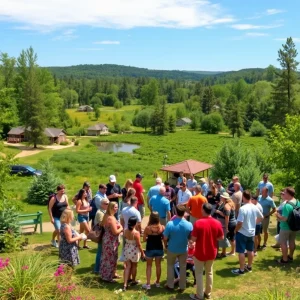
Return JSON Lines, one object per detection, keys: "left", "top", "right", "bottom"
{"left": 255, "top": 224, "right": 262, "bottom": 236}
{"left": 235, "top": 232, "right": 254, "bottom": 253}
{"left": 145, "top": 249, "right": 164, "bottom": 259}
{"left": 226, "top": 223, "right": 236, "bottom": 241}
{"left": 262, "top": 217, "right": 270, "bottom": 233}
{"left": 159, "top": 217, "right": 167, "bottom": 226}
{"left": 53, "top": 217, "right": 61, "bottom": 230}
{"left": 138, "top": 204, "right": 145, "bottom": 219}
{"left": 78, "top": 214, "right": 89, "bottom": 223}
{"left": 279, "top": 230, "right": 297, "bottom": 245}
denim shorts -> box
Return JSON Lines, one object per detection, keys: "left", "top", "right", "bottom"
{"left": 53, "top": 217, "right": 61, "bottom": 230}
{"left": 78, "top": 214, "right": 89, "bottom": 223}
{"left": 145, "top": 249, "right": 164, "bottom": 258}
{"left": 255, "top": 224, "right": 262, "bottom": 236}
{"left": 236, "top": 232, "right": 254, "bottom": 253}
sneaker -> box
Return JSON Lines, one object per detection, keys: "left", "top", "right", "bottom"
{"left": 261, "top": 244, "right": 267, "bottom": 250}
{"left": 254, "top": 251, "right": 258, "bottom": 257}
{"left": 288, "top": 255, "right": 293, "bottom": 262}
{"left": 231, "top": 269, "right": 245, "bottom": 275}
{"left": 204, "top": 292, "right": 211, "bottom": 299}
{"left": 155, "top": 282, "right": 160, "bottom": 288}
{"left": 245, "top": 265, "right": 252, "bottom": 272}
{"left": 51, "top": 240, "right": 58, "bottom": 248}
{"left": 142, "top": 284, "right": 151, "bottom": 290}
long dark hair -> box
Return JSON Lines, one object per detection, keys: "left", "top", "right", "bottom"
{"left": 77, "top": 189, "right": 86, "bottom": 201}
{"left": 148, "top": 212, "right": 160, "bottom": 226}
{"left": 128, "top": 216, "right": 137, "bottom": 231}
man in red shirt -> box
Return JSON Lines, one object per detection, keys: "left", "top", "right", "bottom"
{"left": 133, "top": 173, "right": 145, "bottom": 220}
{"left": 190, "top": 203, "right": 224, "bottom": 300}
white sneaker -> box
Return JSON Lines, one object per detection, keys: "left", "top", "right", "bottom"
{"left": 142, "top": 284, "right": 151, "bottom": 290}
{"left": 155, "top": 283, "right": 160, "bottom": 288}
{"left": 51, "top": 240, "right": 58, "bottom": 248}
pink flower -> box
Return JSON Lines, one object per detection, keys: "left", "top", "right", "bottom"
{"left": 8, "top": 288, "right": 13, "bottom": 293}
{"left": 21, "top": 265, "right": 29, "bottom": 270}
{"left": 285, "top": 292, "right": 291, "bottom": 298}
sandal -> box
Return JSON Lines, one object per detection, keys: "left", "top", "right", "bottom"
{"left": 83, "top": 246, "right": 91, "bottom": 249}
{"left": 130, "top": 280, "right": 140, "bottom": 286}
{"left": 217, "top": 253, "right": 226, "bottom": 258}
{"left": 123, "top": 285, "right": 127, "bottom": 291}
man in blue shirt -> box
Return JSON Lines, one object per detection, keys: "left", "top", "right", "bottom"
{"left": 149, "top": 186, "right": 171, "bottom": 226}
{"left": 164, "top": 205, "right": 193, "bottom": 292}
{"left": 147, "top": 177, "right": 163, "bottom": 206}
{"left": 256, "top": 173, "right": 274, "bottom": 197}
{"left": 258, "top": 187, "right": 276, "bottom": 249}
{"left": 199, "top": 178, "right": 209, "bottom": 197}
{"left": 94, "top": 184, "right": 108, "bottom": 210}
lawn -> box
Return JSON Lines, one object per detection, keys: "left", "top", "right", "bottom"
{"left": 3, "top": 224, "right": 299, "bottom": 300}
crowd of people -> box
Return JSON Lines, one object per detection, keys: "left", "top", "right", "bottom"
{"left": 48, "top": 172, "right": 299, "bottom": 300}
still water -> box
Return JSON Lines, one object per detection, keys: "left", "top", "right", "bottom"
{"left": 93, "top": 142, "right": 140, "bottom": 153}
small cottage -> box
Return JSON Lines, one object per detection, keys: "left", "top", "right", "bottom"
{"left": 7, "top": 127, "right": 66, "bottom": 144}
{"left": 176, "top": 117, "right": 192, "bottom": 127}
{"left": 77, "top": 105, "right": 94, "bottom": 112}
{"left": 87, "top": 124, "right": 109, "bottom": 136}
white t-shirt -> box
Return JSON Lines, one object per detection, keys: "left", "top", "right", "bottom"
{"left": 177, "top": 189, "right": 192, "bottom": 205}
{"left": 255, "top": 203, "right": 263, "bottom": 225}
{"left": 121, "top": 206, "right": 141, "bottom": 229}
{"left": 237, "top": 203, "right": 263, "bottom": 237}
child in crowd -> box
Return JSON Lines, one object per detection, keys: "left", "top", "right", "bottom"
{"left": 123, "top": 216, "right": 145, "bottom": 291}
{"left": 174, "top": 241, "right": 196, "bottom": 286}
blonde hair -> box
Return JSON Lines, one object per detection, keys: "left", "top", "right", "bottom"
{"left": 124, "top": 179, "right": 133, "bottom": 190}
{"left": 211, "top": 183, "right": 218, "bottom": 195}
{"left": 124, "top": 188, "right": 136, "bottom": 202}
{"left": 60, "top": 209, "right": 74, "bottom": 224}
{"left": 225, "top": 198, "right": 235, "bottom": 210}
{"left": 101, "top": 201, "right": 117, "bottom": 226}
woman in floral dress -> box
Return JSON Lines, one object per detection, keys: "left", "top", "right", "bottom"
{"left": 59, "top": 209, "right": 83, "bottom": 267}
{"left": 99, "top": 201, "right": 123, "bottom": 282}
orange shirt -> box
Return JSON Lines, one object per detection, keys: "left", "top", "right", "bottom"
{"left": 187, "top": 194, "right": 208, "bottom": 219}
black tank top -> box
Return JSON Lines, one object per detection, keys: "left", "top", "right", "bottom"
{"left": 52, "top": 195, "right": 67, "bottom": 218}
{"left": 146, "top": 226, "right": 163, "bottom": 251}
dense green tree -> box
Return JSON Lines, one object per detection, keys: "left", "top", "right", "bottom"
{"left": 118, "top": 78, "right": 130, "bottom": 104}
{"left": 272, "top": 37, "right": 299, "bottom": 125}
{"left": 168, "top": 115, "right": 176, "bottom": 133}
{"left": 94, "top": 106, "right": 100, "bottom": 120}
{"left": 249, "top": 120, "right": 267, "bottom": 137}
{"left": 190, "top": 111, "right": 202, "bottom": 130}
{"left": 227, "top": 104, "right": 244, "bottom": 137}
{"left": 174, "top": 88, "right": 188, "bottom": 103}
{"left": 202, "top": 87, "right": 215, "bottom": 114}
{"left": 175, "top": 104, "right": 186, "bottom": 119}
{"left": 132, "top": 109, "right": 153, "bottom": 132}
{"left": 201, "top": 113, "right": 224, "bottom": 134}
{"left": 232, "top": 79, "right": 248, "bottom": 101}
{"left": 114, "top": 100, "right": 123, "bottom": 109}
{"left": 268, "top": 115, "right": 300, "bottom": 193}
{"left": 141, "top": 79, "right": 158, "bottom": 105}
{"left": 0, "top": 53, "right": 16, "bottom": 88}
{"left": 61, "top": 88, "right": 78, "bottom": 108}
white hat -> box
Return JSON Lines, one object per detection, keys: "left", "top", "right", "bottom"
{"left": 156, "top": 177, "right": 162, "bottom": 183}
{"left": 109, "top": 175, "right": 116, "bottom": 182}
{"left": 199, "top": 178, "right": 206, "bottom": 183}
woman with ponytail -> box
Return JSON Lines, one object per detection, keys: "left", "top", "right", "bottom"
{"left": 123, "top": 216, "right": 144, "bottom": 291}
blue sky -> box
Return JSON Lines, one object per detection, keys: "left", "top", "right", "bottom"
{"left": 0, "top": 0, "right": 299, "bottom": 71}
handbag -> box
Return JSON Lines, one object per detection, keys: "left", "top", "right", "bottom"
{"left": 87, "top": 223, "right": 104, "bottom": 243}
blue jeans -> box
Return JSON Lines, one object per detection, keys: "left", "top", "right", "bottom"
{"left": 94, "top": 242, "right": 102, "bottom": 273}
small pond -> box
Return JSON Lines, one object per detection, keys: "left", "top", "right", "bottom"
{"left": 93, "top": 142, "right": 140, "bottom": 153}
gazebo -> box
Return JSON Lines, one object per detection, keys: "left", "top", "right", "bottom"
{"left": 160, "top": 159, "right": 213, "bottom": 186}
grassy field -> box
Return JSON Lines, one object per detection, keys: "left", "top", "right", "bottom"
{"left": 66, "top": 103, "right": 184, "bottom": 130}
{"left": 3, "top": 225, "right": 299, "bottom": 300}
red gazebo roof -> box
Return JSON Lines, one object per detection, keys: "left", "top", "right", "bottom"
{"left": 161, "top": 159, "right": 213, "bottom": 175}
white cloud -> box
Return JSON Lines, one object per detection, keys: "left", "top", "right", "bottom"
{"left": 274, "top": 37, "right": 300, "bottom": 43}
{"left": 93, "top": 40, "right": 120, "bottom": 45}
{"left": 76, "top": 48, "right": 104, "bottom": 51}
{"left": 0, "top": 0, "right": 235, "bottom": 30}
{"left": 231, "top": 23, "right": 283, "bottom": 30}
{"left": 266, "top": 9, "right": 285, "bottom": 15}
{"left": 246, "top": 32, "right": 269, "bottom": 37}
{"left": 52, "top": 29, "right": 78, "bottom": 40}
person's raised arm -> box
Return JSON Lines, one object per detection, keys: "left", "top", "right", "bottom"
{"left": 109, "top": 217, "right": 123, "bottom": 235}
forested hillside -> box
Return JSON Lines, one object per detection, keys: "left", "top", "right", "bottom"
{"left": 47, "top": 64, "right": 217, "bottom": 80}
{"left": 0, "top": 38, "right": 299, "bottom": 140}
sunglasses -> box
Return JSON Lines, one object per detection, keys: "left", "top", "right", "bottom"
{"left": 103, "top": 203, "right": 109, "bottom": 205}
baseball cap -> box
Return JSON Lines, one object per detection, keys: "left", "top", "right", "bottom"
{"left": 216, "top": 179, "right": 222, "bottom": 184}
{"left": 136, "top": 173, "right": 144, "bottom": 179}
{"left": 83, "top": 181, "right": 90, "bottom": 187}
{"left": 109, "top": 175, "right": 116, "bottom": 182}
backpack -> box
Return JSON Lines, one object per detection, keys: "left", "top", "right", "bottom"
{"left": 87, "top": 223, "right": 104, "bottom": 243}
{"left": 287, "top": 200, "right": 300, "bottom": 231}
{"left": 89, "top": 197, "right": 98, "bottom": 218}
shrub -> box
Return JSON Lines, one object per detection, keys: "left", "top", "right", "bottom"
{"left": 74, "top": 140, "right": 79, "bottom": 146}
{"left": 250, "top": 120, "right": 267, "bottom": 137}
{"left": 114, "top": 100, "right": 123, "bottom": 109}
{"left": 59, "top": 141, "right": 70, "bottom": 146}
{"left": 201, "top": 113, "right": 224, "bottom": 134}
{"left": 27, "top": 160, "right": 62, "bottom": 205}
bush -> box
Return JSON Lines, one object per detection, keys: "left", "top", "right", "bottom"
{"left": 250, "top": 120, "right": 267, "bottom": 137}
{"left": 201, "top": 113, "right": 224, "bottom": 134}
{"left": 27, "top": 161, "right": 62, "bottom": 205}
{"left": 59, "top": 141, "right": 70, "bottom": 146}
{"left": 74, "top": 140, "right": 79, "bottom": 146}
{"left": 114, "top": 100, "right": 123, "bottom": 109}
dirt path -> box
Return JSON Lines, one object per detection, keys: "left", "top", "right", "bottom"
{"left": 22, "top": 216, "right": 150, "bottom": 234}
{"left": 4, "top": 142, "right": 74, "bottom": 158}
